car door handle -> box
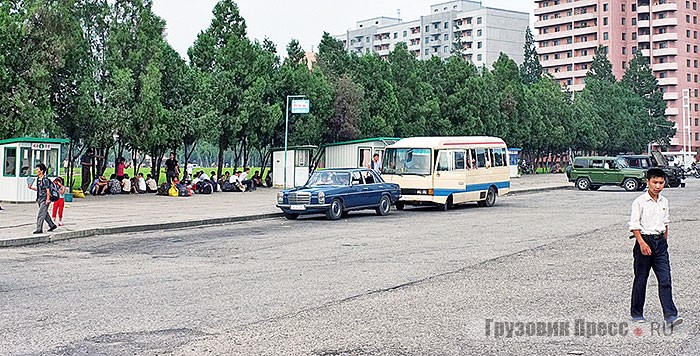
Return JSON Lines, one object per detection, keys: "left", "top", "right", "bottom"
{"left": 458, "top": 181, "right": 464, "bottom": 185}
{"left": 363, "top": 187, "right": 369, "bottom": 191}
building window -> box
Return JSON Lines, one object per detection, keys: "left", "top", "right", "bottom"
{"left": 403, "top": 30, "right": 407, "bottom": 37}
{"left": 477, "top": 42, "right": 482, "bottom": 49}
{"left": 622, "top": 18, "right": 626, "bottom": 25}
{"left": 622, "top": 47, "right": 627, "bottom": 54}
{"left": 632, "top": 18, "right": 637, "bottom": 25}
{"left": 444, "top": 46, "right": 449, "bottom": 53}
{"left": 622, "top": 33, "right": 626, "bottom": 41}
{"left": 425, "top": 25, "right": 430, "bottom": 32}
{"left": 603, "top": 32, "right": 609, "bottom": 40}
{"left": 425, "top": 49, "right": 429, "bottom": 55}
{"left": 622, "top": 4, "right": 626, "bottom": 11}
{"left": 477, "top": 17, "right": 482, "bottom": 24}
{"left": 604, "top": 17, "right": 609, "bottom": 26}
{"left": 394, "top": 32, "right": 398, "bottom": 39}
{"left": 444, "top": 22, "right": 449, "bottom": 29}
{"left": 632, "top": 32, "right": 637, "bottom": 40}
{"left": 477, "top": 54, "right": 482, "bottom": 61}
{"left": 622, "top": 61, "right": 627, "bottom": 69}
{"left": 477, "top": 29, "right": 482, "bottom": 36}
{"left": 603, "top": 3, "right": 609, "bottom": 11}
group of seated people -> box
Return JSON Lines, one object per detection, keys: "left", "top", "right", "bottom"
{"left": 90, "top": 173, "right": 159, "bottom": 195}
{"left": 88, "top": 168, "right": 273, "bottom": 196}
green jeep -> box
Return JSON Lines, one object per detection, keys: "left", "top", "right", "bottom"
{"left": 566, "top": 156, "right": 647, "bottom": 191}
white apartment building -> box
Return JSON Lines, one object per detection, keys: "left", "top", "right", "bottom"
{"left": 333, "top": 0, "right": 529, "bottom": 67}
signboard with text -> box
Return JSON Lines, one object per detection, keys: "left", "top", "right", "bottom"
{"left": 31, "top": 143, "right": 55, "bottom": 151}
{"left": 291, "top": 99, "right": 310, "bottom": 114}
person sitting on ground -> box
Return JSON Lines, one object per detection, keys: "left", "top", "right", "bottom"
{"left": 132, "top": 173, "right": 146, "bottom": 194}
{"left": 93, "top": 176, "right": 109, "bottom": 195}
{"left": 240, "top": 168, "right": 255, "bottom": 191}
{"left": 121, "top": 173, "right": 132, "bottom": 194}
{"left": 210, "top": 171, "right": 217, "bottom": 182}
{"left": 145, "top": 174, "right": 158, "bottom": 193}
{"left": 252, "top": 170, "right": 263, "bottom": 187}
{"left": 230, "top": 171, "right": 246, "bottom": 192}
{"left": 198, "top": 170, "right": 209, "bottom": 181}
{"left": 108, "top": 174, "right": 122, "bottom": 195}
{"left": 264, "top": 169, "right": 273, "bottom": 187}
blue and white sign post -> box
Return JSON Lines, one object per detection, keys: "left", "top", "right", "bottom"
{"left": 284, "top": 95, "right": 310, "bottom": 188}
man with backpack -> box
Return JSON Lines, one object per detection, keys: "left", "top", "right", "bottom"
{"left": 27, "top": 163, "right": 57, "bottom": 234}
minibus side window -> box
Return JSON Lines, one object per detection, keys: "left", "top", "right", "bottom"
{"left": 454, "top": 150, "right": 466, "bottom": 170}
{"left": 437, "top": 150, "right": 453, "bottom": 171}
{"left": 476, "top": 148, "right": 487, "bottom": 168}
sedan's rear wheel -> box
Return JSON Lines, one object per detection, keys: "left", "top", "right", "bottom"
{"left": 395, "top": 202, "right": 405, "bottom": 211}
{"left": 375, "top": 195, "right": 391, "bottom": 216}
{"left": 326, "top": 199, "right": 343, "bottom": 220}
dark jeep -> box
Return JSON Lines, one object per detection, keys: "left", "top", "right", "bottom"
{"left": 618, "top": 152, "right": 685, "bottom": 188}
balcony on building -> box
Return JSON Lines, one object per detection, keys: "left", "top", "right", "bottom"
{"left": 653, "top": 62, "right": 679, "bottom": 71}
{"left": 665, "top": 107, "right": 680, "bottom": 116}
{"left": 653, "top": 32, "right": 679, "bottom": 42}
{"left": 664, "top": 91, "right": 680, "bottom": 100}
{"left": 652, "top": 3, "right": 679, "bottom": 13}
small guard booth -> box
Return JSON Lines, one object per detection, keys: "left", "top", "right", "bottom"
{"left": 320, "top": 137, "right": 401, "bottom": 169}
{"left": 272, "top": 145, "right": 317, "bottom": 188}
{"left": 0, "top": 137, "right": 68, "bottom": 202}
{"left": 508, "top": 148, "right": 522, "bottom": 178}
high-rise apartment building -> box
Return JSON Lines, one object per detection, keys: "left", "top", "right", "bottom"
{"left": 333, "top": 1, "right": 529, "bottom": 67}
{"left": 534, "top": 0, "right": 700, "bottom": 153}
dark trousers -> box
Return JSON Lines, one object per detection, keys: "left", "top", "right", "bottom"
{"left": 166, "top": 171, "right": 177, "bottom": 183}
{"left": 81, "top": 166, "right": 91, "bottom": 192}
{"left": 631, "top": 236, "right": 678, "bottom": 319}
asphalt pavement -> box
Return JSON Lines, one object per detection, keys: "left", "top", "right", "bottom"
{"left": 0, "top": 173, "right": 570, "bottom": 247}
{"left": 0, "top": 177, "right": 698, "bottom": 355}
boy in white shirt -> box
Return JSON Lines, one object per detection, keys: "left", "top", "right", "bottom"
{"left": 629, "top": 168, "right": 682, "bottom": 327}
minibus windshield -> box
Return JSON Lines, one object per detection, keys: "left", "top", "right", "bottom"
{"left": 382, "top": 148, "right": 432, "bottom": 176}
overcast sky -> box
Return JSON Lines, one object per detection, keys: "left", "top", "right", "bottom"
{"left": 152, "top": 0, "right": 535, "bottom": 60}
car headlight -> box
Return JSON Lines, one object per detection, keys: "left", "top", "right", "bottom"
{"left": 317, "top": 191, "right": 325, "bottom": 204}
{"left": 277, "top": 192, "right": 284, "bottom": 204}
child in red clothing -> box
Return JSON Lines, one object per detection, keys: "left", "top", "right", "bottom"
{"left": 52, "top": 177, "right": 67, "bottom": 226}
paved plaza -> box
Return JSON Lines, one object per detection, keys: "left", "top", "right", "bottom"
{"left": 0, "top": 176, "right": 698, "bottom": 355}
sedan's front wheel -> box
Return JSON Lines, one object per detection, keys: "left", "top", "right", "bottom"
{"left": 283, "top": 212, "right": 299, "bottom": 220}
{"left": 376, "top": 195, "right": 391, "bottom": 216}
{"left": 326, "top": 199, "right": 344, "bottom": 220}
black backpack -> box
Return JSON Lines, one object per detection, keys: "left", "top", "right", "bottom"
{"left": 49, "top": 180, "right": 60, "bottom": 202}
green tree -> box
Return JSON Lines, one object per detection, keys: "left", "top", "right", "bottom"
{"left": 586, "top": 45, "right": 615, "bottom": 84}
{"left": 520, "top": 27, "right": 543, "bottom": 85}
{"left": 329, "top": 75, "right": 363, "bottom": 142}
{"left": 622, "top": 51, "right": 674, "bottom": 147}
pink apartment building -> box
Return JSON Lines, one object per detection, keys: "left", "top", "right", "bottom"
{"left": 534, "top": 0, "right": 700, "bottom": 155}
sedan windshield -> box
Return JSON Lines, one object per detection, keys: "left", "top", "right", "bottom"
{"left": 305, "top": 171, "right": 351, "bottom": 187}
{"left": 382, "top": 148, "right": 432, "bottom": 176}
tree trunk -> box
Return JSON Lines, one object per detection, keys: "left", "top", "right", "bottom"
{"left": 217, "top": 137, "right": 225, "bottom": 179}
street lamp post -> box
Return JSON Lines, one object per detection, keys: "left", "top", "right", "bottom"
{"left": 682, "top": 89, "right": 692, "bottom": 165}
{"left": 284, "top": 95, "right": 309, "bottom": 189}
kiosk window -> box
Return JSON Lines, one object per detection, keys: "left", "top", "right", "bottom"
{"left": 295, "top": 150, "right": 309, "bottom": 167}
{"left": 359, "top": 148, "right": 371, "bottom": 168}
{"left": 4, "top": 147, "right": 17, "bottom": 176}
{"left": 20, "top": 148, "right": 32, "bottom": 177}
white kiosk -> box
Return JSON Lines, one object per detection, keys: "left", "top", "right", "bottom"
{"left": 320, "top": 137, "right": 401, "bottom": 169}
{"left": 1, "top": 137, "right": 68, "bottom": 203}
{"left": 508, "top": 148, "right": 522, "bottom": 178}
{"left": 272, "top": 145, "right": 317, "bottom": 188}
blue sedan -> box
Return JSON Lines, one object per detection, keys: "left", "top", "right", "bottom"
{"left": 276, "top": 168, "right": 401, "bottom": 220}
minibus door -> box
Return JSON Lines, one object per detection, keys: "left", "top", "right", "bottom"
{"left": 435, "top": 150, "right": 467, "bottom": 204}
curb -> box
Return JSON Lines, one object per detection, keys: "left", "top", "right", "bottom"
{"left": 1, "top": 185, "right": 573, "bottom": 248}
{"left": 0, "top": 212, "right": 283, "bottom": 248}
{"left": 509, "top": 185, "right": 572, "bottom": 195}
